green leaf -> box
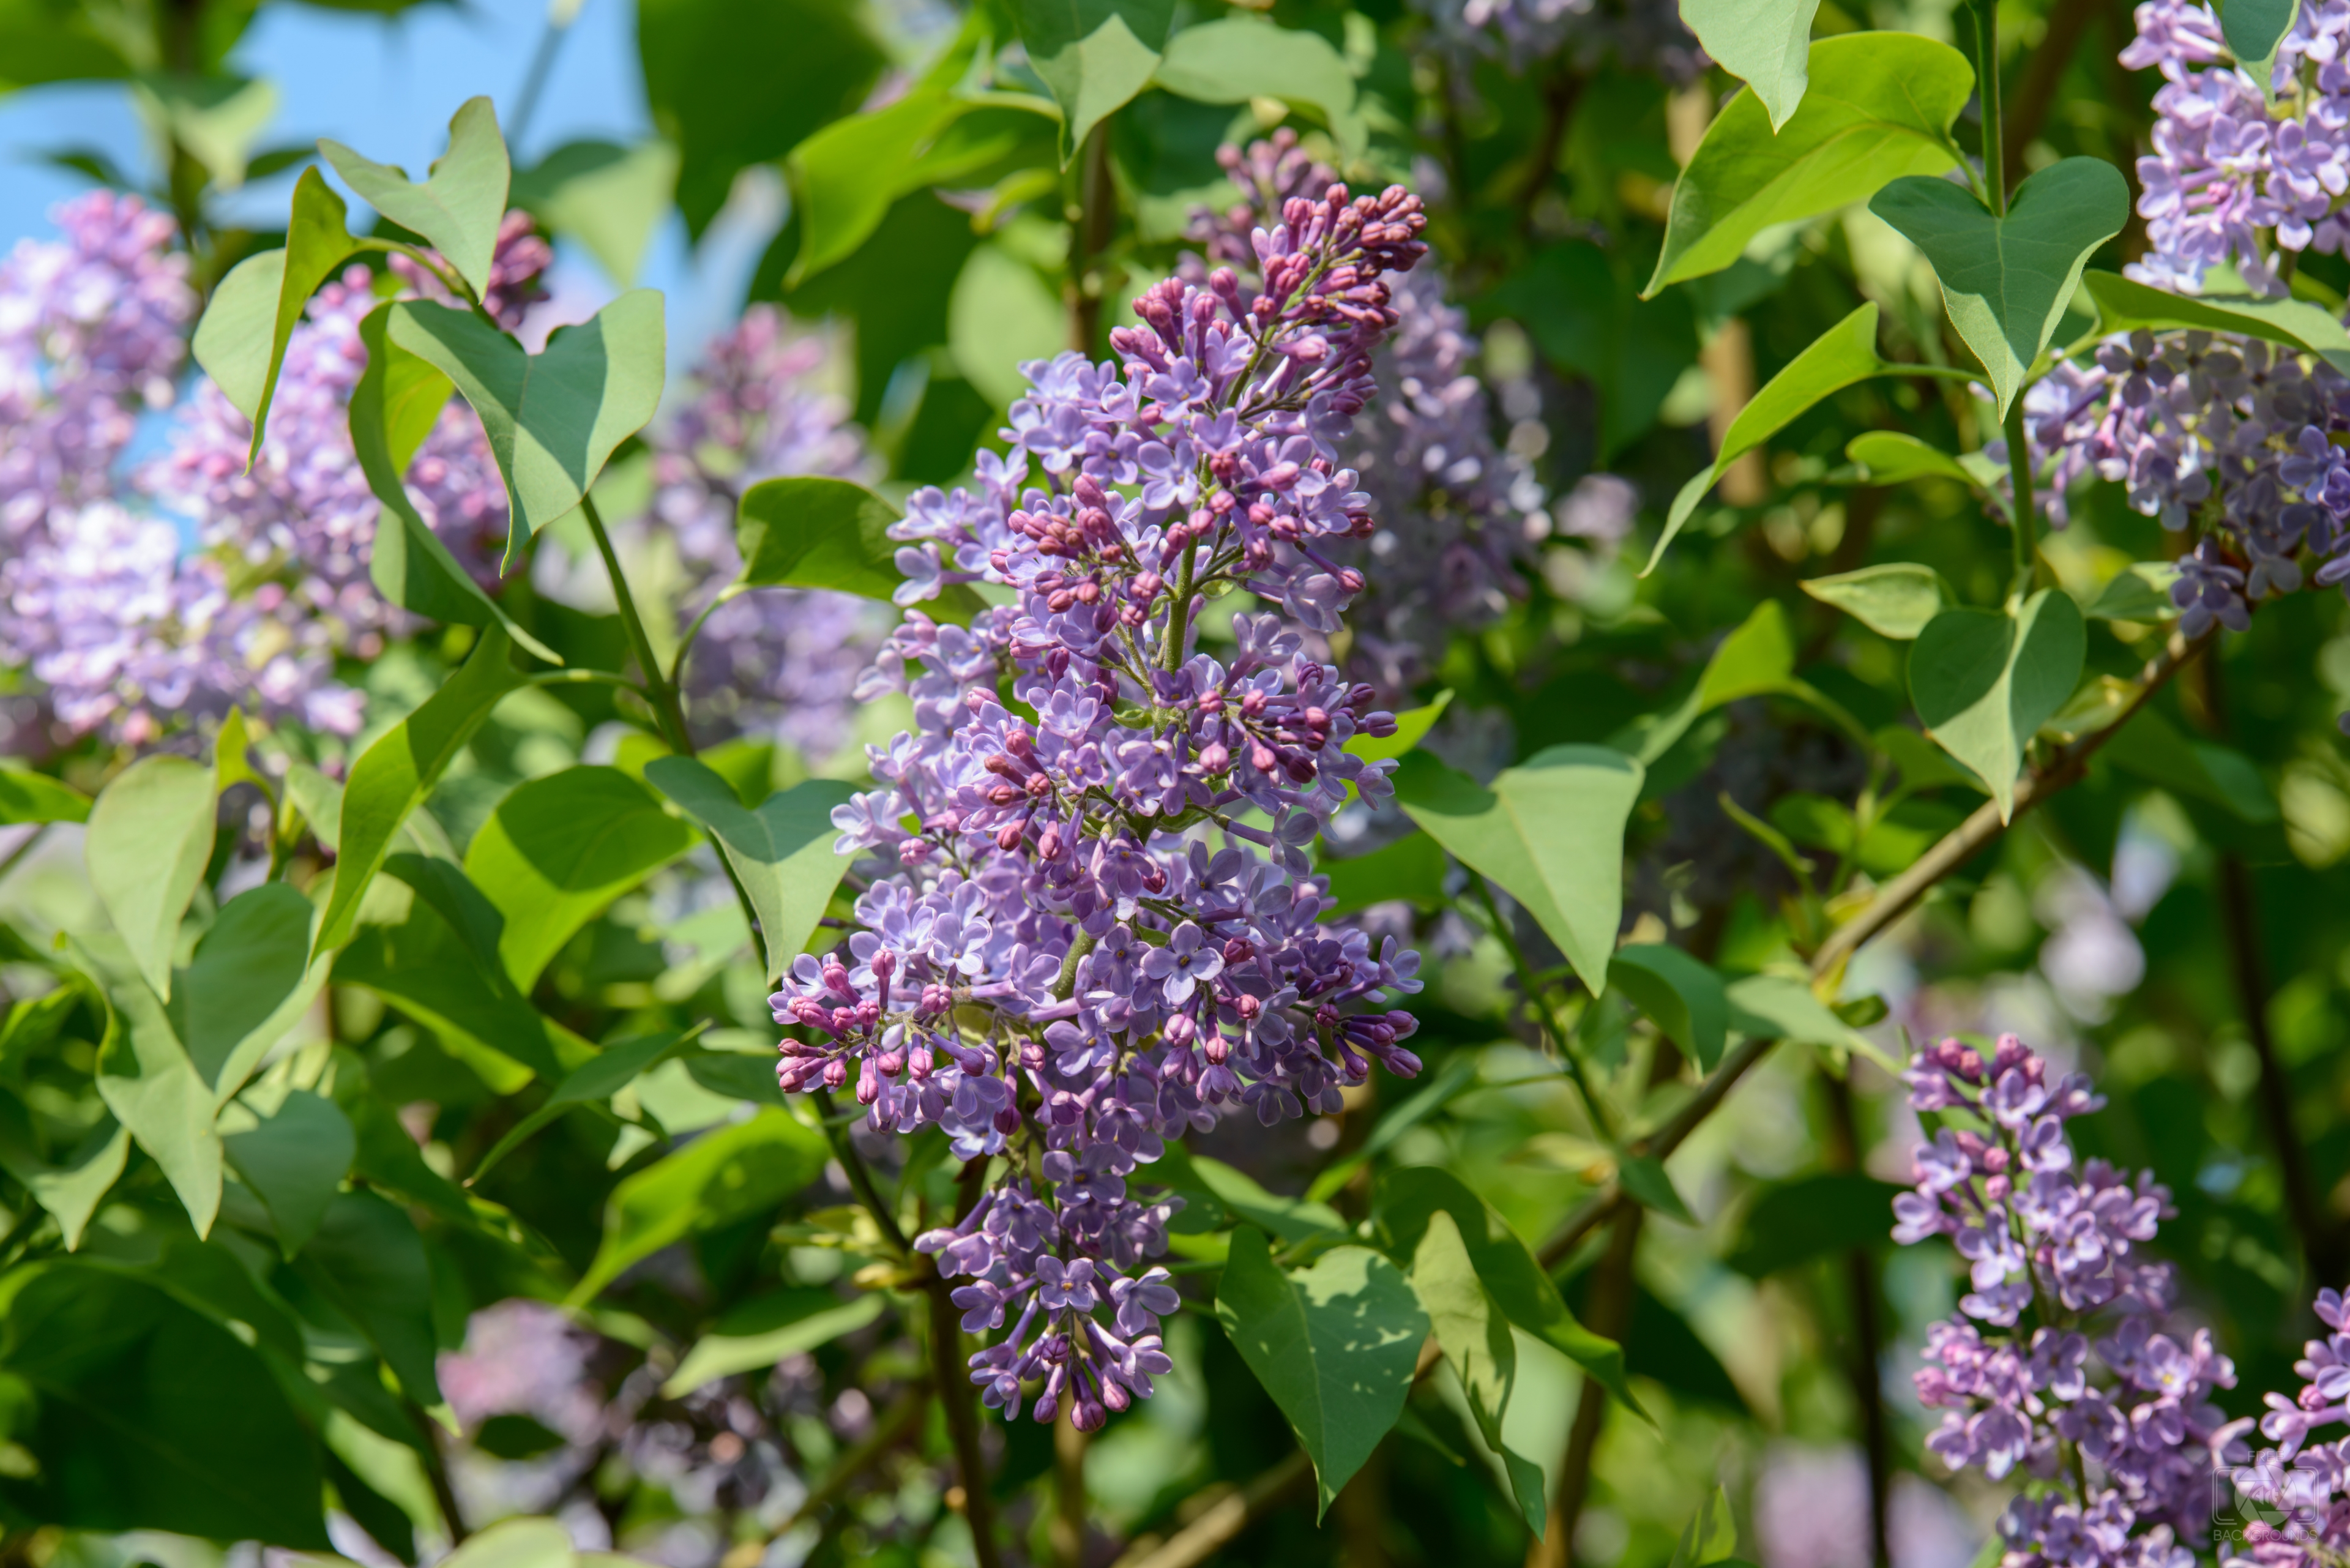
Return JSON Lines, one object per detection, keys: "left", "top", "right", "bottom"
{"left": 171, "top": 883, "right": 327, "bottom": 1105}
{"left": 1800, "top": 562, "right": 1949, "bottom": 641}
{"left": 0, "top": 1264, "right": 329, "bottom": 1545}
{"left": 1646, "top": 33, "right": 1970, "bottom": 294}
{"left": 467, "top": 1027, "right": 703, "bottom": 1184}
{"left": 86, "top": 755, "right": 217, "bottom": 1001}
{"left": 1494, "top": 241, "right": 1699, "bottom": 459}
{"left": 1694, "top": 599, "right": 1796, "bottom": 710}
{"left": 2100, "top": 708, "right": 2278, "bottom": 823}
{"left": 461, "top": 766, "right": 696, "bottom": 991}
{"left": 1018, "top": 0, "right": 1174, "bottom": 155}
{"left": 1319, "top": 832, "right": 1448, "bottom": 919}
{"left": 1615, "top": 1153, "right": 1696, "bottom": 1225}
{"left": 1908, "top": 589, "right": 2086, "bottom": 821}
{"left": 0, "top": 1099, "right": 127, "bottom": 1251}
{"left": 1213, "top": 1227, "right": 1428, "bottom": 1518}
{"left": 1408, "top": 1211, "right": 1546, "bottom": 1535}
{"left": 193, "top": 168, "right": 370, "bottom": 460}
{"left": 1846, "top": 431, "right": 2004, "bottom": 501}
{"left": 510, "top": 139, "right": 679, "bottom": 288}
{"left": 663, "top": 1290, "right": 887, "bottom": 1396}
{"left": 135, "top": 74, "right": 278, "bottom": 192}
{"left": 1649, "top": 303, "right": 1892, "bottom": 573}
{"left": 297, "top": 1189, "right": 444, "bottom": 1406}
{"left": 1151, "top": 1144, "right": 1346, "bottom": 1241}
{"left": 1670, "top": 1485, "right": 1741, "bottom": 1568}
{"left": 388, "top": 293, "right": 665, "bottom": 569}
{"left": 0, "top": 1, "right": 132, "bottom": 91}
{"left": 1394, "top": 745, "right": 1644, "bottom": 995}
{"left": 643, "top": 761, "right": 857, "bottom": 984}
{"left": 95, "top": 979, "right": 222, "bottom": 1236}
{"left": 315, "top": 625, "right": 523, "bottom": 957}
{"left": 1869, "top": 158, "right": 2130, "bottom": 417}
{"left": 572, "top": 1107, "right": 830, "bottom": 1302}
{"left": 1677, "top": 0, "right": 1821, "bottom": 130}
{"left": 221, "top": 1089, "right": 354, "bottom": 1258}
{"left": 734, "top": 474, "right": 987, "bottom": 621}
{"left": 0, "top": 767, "right": 88, "bottom": 825}
{"left": 440, "top": 1515, "right": 574, "bottom": 1568}
{"left": 637, "top": 0, "right": 888, "bottom": 235}
{"left": 1610, "top": 946, "right": 1728, "bottom": 1070}
{"left": 2223, "top": 0, "right": 2294, "bottom": 101}
{"left": 2087, "top": 561, "right": 2180, "bottom": 622}
{"left": 319, "top": 96, "right": 510, "bottom": 299}
{"left": 1726, "top": 1171, "right": 1906, "bottom": 1276}
{"left": 1375, "top": 1167, "right": 1637, "bottom": 1411}
{"left": 788, "top": 89, "right": 977, "bottom": 288}
{"left": 949, "top": 241, "right": 1070, "bottom": 408}
{"left": 1153, "top": 18, "right": 1365, "bottom": 157}
{"left": 2081, "top": 269, "right": 2350, "bottom": 373}
{"left": 353, "top": 304, "right": 561, "bottom": 662}
{"left": 1723, "top": 972, "right": 1892, "bottom": 1069}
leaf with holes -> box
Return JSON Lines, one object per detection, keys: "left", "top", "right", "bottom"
{"left": 1870, "top": 158, "right": 2130, "bottom": 416}
{"left": 1214, "top": 1226, "right": 1428, "bottom": 1518}
{"left": 388, "top": 292, "right": 665, "bottom": 569}
{"left": 1909, "top": 589, "right": 2086, "bottom": 820}
{"left": 319, "top": 96, "right": 509, "bottom": 298}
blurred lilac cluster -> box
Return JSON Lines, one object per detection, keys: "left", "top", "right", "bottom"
{"left": 1409, "top": 0, "right": 1704, "bottom": 80}
{"left": 1188, "top": 133, "right": 1550, "bottom": 700}
{"left": 1995, "top": 0, "right": 2350, "bottom": 638}
{"left": 2222, "top": 1290, "right": 2350, "bottom": 1568}
{"left": 770, "top": 176, "right": 1435, "bottom": 1430}
{"left": 649, "top": 306, "right": 892, "bottom": 760}
{"left": 1893, "top": 1033, "right": 2236, "bottom": 1568}
{"left": 0, "top": 191, "right": 539, "bottom": 749}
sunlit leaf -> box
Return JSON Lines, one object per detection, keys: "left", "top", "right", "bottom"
{"left": 663, "top": 1290, "right": 887, "bottom": 1396}
{"left": 319, "top": 95, "right": 510, "bottom": 299}
{"left": 1017, "top": 0, "right": 1174, "bottom": 155}
{"left": 1800, "top": 562, "right": 1949, "bottom": 641}
{"left": 1408, "top": 1210, "right": 1546, "bottom": 1534}
{"left": 1677, "top": 0, "right": 1820, "bottom": 130}
{"left": 85, "top": 755, "right": 216, "bottom": 1001}
{"left": 643, "top": 761, "right": 857, "bottom": 984}
{"left": 572, "top": 1108, "right": 830, "bottom": 1302}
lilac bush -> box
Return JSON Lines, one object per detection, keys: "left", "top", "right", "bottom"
{"left": 768, "top": 176, "right": 1434, "bottom": 1430}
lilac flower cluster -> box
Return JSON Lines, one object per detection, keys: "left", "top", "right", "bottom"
{"left": 1894, "top": 1033, "right": 2234, "bottom": 1568}
{"left": 2219, "top": 1291, "right": 2350, "bottom": 1568}
{"left": 1190, "top": 133, "right": 1548, "bottom": 700}
{"left": 0, "top": 190, "right": 542, "bottom": 749}
{"left": 647, "top": 307, "right": 891, "bottom": 760}
{"left": 1411, "top": 0, "right": 1704, "bottom": 81}
{"left": 769, "top": 177, "right": 1436, "bottom": 1428}
{"left": 1990, "top": 0, "right": 2350, "bottom": 638}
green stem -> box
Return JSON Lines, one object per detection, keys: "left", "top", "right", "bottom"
{"left": 670, "top": 586, "right": 739, "bottom": 690}
{"left": 2005, "top": 397, "right": 2037, "bottom": 592}
{"left": 581, "top": 495, "right": 693, "bottom": 753}
{"left": 528, "top": 668, "right": 651, "bottom": 699}
{"left": 1160, "top": 538, "right": 1200, "bottom": 674}
{"left": 1975, "top": 0, "right": 2007, "bottom": 216}
{"left": 1468, "top": 872, "right": 1616, "bottom": 1141}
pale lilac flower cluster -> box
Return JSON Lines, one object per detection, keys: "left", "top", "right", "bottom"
{"left": 1411, "top": 0, "right": 1704, "bottom": 80}
{"left": 647, "top": 306, "right": 892, "bottom": 760}
{"left": 770, "top": 178, "right": 1435, "bottom": 1429}
{"left": 1894, "top": 1034, "right": 2233, "bottom": 1568}
{"left": 2218, "top": 1291, "right": 2350, "bottom": 1568}
{"left": 1190, "top": 133, "right": 1547, "bottom": 700}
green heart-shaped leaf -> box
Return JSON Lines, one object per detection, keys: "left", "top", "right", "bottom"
{"left": 1646, "top": 32, "right": 1971, "bottom": 294}
{"left": 1908, "top": 589, "right": 2086, "bottom": 821}
{"left": 1676, "top": 0, "right": 1821, "bottom": 130}
{"left": 388, "top": 291, "right": 665, "bottom": 569}
{"left": 643, "top": 760, "right": 860, "bottom": 985}
{"left": 1869, "top": 158, "right": 2130, "bottom": 417}
{"left": 1017, "top": 0, "right": 1174, "bottom": 157}
{"left": 319, "top": 95, "right": 510, "bottom": 299}
{"left": 1153, "top": 18, "right": 1366, "bottom": 158}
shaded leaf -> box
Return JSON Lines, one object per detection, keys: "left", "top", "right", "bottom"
{"left": 1395, "top": 745, "right": 1644, "bottom": 994}
{"left": 315, "top": 625, "right": 523, "bottom": 957}
{"left": 663, "top": 1290, "right": 887, "bottom": 1395}
{"left": 2083, "top": 269, "right": 2350, "bottom": 373}
{"left": 734, "top": 474, "right": 988, "bottom": 621}
{"left": 1670, "top": 1485, "right": 1741, "bottom": 1568}
{"left": 644, "top": 760, "right": 858, "bottom": 984}
{"left": 320, "top": 96, "right": 509, "bottom": 298}
{"left": 95, "top": 979, "right": 222, "bottom": 1236}
{"left": 1846, "top": 432, "right": 2005, "bottom": 506}
{"left": 1615, "top": 1154, "right": 1696, "bottom": 1225}
{"left": 1153, "top": 18, "right": 1364, "bottom": 156}
{"left": 1610, "top": 946, "right": 1728, "bottom": 1070}
{"left": 297, "top": 1189, "right": 444, "bottom": 1406}
{"left": 2087, "top": 561, "right": 2180, "bottom": 622}
{"left": 950, "top": 242, "right": 1068, "bottom": 406}
{"left": 1727, "top": 1171, "right": 1907, "bottom": 1277}
{"left": 221, "top": 1089, "right": 354, "bottom": 1258}
{"left": 461, "top": 766, "right": 696, "bottom": 991}
{"left": 1214, "top": 1226, "right": 1428, "bottom": 1518}
{"left": 1646, "top": 33, "right": 1970, "bottom": 293}
{"left": 1319, "top": 832, "right": 1448, "bottom": 919}
{"left": 0, "top": 1097, "right": 126, "bottom": 1250}
{"left": 1909, "top": 589, "right": 2086, "bottom": 821}
{"left": 1409, "top": 1211, "right": 1546, "bottom": 1535}
{"left": 1152, "top": 1144, "right": 1345, "bottom": 1241}
{"left": 510, "top": 138, "right": 679, "bottom": 288}
{"left": 2223, "top": 0, "right": 2294, "bottom": 102}
{"left": 171, "top": 883, "right": 324, "bottom": 1105}
{"left": 0, "top": 767, "right": 89, "bottom": 825}
{"left": 572, "top": 1108, "right": 831, "bottom": 1302}
{"left": 85, "top": 755, "right": 216, "bottom": 1001}
{"left": 1018, "top": 0, "right": 1175, "bottom": 155}
{"left": 467, "top": 1027, "right": 703, "bottom": 1184}
{"left": 1870, "top": 159, "right": 2130, "bottom": 416}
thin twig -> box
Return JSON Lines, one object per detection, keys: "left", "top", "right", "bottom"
{"left": 1822, "top": 1072, "right": 1892, "bottom": 1568}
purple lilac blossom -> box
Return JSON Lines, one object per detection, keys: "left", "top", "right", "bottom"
{"left": 1894, "top": 1032, "right": 2231, "bottom": 1568}
{"left": 2217, "top": 1290, "right": 2350, "bottom": 1568}
{"left": 647, "top": 305, "right": 893, "bottom": 760}
{"left": 1189, "top": 132, "right": 1550, "bottom": 701}
{"left": 770, "top": 176, "right": 1435, "bottom": 1431}
{"left": 1411, "top": 0, "right": 1706, "bottom": 81}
